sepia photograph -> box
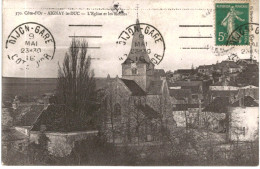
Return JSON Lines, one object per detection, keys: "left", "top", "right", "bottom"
{"left": 2, "top": 0, "right": 259, "bottom": 166}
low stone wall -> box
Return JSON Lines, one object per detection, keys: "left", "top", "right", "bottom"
{"left": 173, "top": 110, "right": 226, "bottom": 132}
{"left": 14, "top": 126, "right": 31, "bottom": 136}
{"left": 30, "top": 130, "right": 98, "bottom": 157}
{"left": 173, "top": 111, "right": 200, "bottom": 127}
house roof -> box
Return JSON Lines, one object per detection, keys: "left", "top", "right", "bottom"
{"left": 228, "top": 64, "right": 241, "bottom": 68}
{"left": 217, "top": 61, "right": 240, "bottom": 69}
{"left": 31, "top": 104, "right": 95, "bottom": 132}
{"left": 176, "top": 69, "right": 194, "bottom": 74}
{"left": 173, "top": 104, "right": 188, "bottom": 111}
{"left": 169, "top": 89, "right": 191, "bottom": 100}
{"left": 241, "top": 59, "right": 257, "bottom": 63}
{"left": 2, "top": 129, "right": 28, "bottom": 142}
{"left": 172, "top": 104, "right": 200, "bottom": 111}
{"left": 154, "top": 69, "right": 166, "bottom": 77}
{"left": 137, "top": 104, "right": 160, "bottom": 119}
{"left": 210, "top": 90, "right": 238, "bottom": 98}
{"left": 203, "top": 97, "right": 230, "bottom": 113}
{"left": 16, "top": 104, "right": 45, "bottom": 126}
{"left": 170, "top": 81, "right": 202, "bottom": 87}
{"left": 198, "top": 65, "right": 215, "bottom": 69}
{"left": 240, "top": 85, "right": 258, "bottom": 89}
{"left": 231, "top": 96, "right": 259, "bottom": 107}
{"left": 147, "top": 80, "right": 163, "bottom": 95}
{"left": 188, "top": 104, "right": 201, "bottom": 108}
{"left": 238, "top": 87, "right": 259, "bottom": 100}
{"left": 120, "top": 79, "right": 146, "bottom": 96}
{"left": 95, "top": 77, "right": 109, "bottom": 90}
{"left": 169, "top": 81, "right": 202, "bottom": 93}
{"left": 211, "top": 80, "right": 237, "bottom": 87}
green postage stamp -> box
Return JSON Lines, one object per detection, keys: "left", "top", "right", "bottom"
{"left": 215, "top": 3, "right": 249, "bottom": 46}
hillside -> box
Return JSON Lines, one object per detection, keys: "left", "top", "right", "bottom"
{"left": 2, "top": 77, "right": 107, "bottom": 102}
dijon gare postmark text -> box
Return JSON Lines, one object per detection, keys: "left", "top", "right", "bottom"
{"left": 5, "top": 22, "right": 56, "bottom": 69}
{"left": 116, "top": 20, "right": 165, "bottom": 65}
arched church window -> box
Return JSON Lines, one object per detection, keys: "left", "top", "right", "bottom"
{"left": 132, "top": 68, "right": 137, "bottom": 75}
{"left": 114, "top": 103, "right": 121, "bottom": 117}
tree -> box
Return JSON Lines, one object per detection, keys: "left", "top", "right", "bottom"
{"left": 57, "top": 38, "right": 97, "bottom": 129}
{"left": 236, "top": 64, "right": 259, "bottom": 86}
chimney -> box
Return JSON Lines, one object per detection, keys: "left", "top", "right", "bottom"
{"left": 239, "top": 89, "right": 245, "bottom": 107}
{"left": 239, "top": 97, "right": 244, "bottom": 107}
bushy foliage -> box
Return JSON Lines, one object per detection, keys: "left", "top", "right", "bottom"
{"left": 56, "top": 38, "right": 98, "bottom": 130}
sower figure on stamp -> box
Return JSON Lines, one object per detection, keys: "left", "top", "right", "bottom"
{"left": 221, "top": 6, "right": 245, "bottom": 37}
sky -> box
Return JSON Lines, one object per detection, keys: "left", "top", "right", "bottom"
{"left": 2, "top": 0, "right": 259, "bottom": 78}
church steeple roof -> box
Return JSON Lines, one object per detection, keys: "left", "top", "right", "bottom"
{"left": 123, "top": 19, "right": 152, "bottom": 65}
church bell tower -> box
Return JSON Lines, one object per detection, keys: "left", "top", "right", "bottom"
{"left": 121, "top": 19, "right": 154, "bottom": 91}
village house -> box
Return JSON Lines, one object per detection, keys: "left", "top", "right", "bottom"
{"left": 169, "top": 88, "right": 192, "bottom": 104}
{"left": 29, "top": 101, "right": 98, "bottom": 157}
{"left": 209, "top": 76, "right": 238, "bottom": 90}
{"left": 201, "top": 97, "right": 229, "bottom": 133}
{"left": 235, "top": 59, "right": 258, "bottom": 70}
{"left": 215, "top": 60, "right": 242, "bottom": 74}
{"left": 172, "top": 90, "right": 259, "bottom": 142}
{"left": 168, "top": 80, "right": 203, "bottom": 104}
{"left": 174, "top": 69, "right": 196, "bottom": 79}
{"left": 172, "top": 103, "right": 201, "bottom": 128}
{"left": 166, "top": 71, "right": 181, "bottom": 82}
{"left": 102, "top": 19, "right": 174, "bottom": 145}
{"left": 209, "top": 90, "right": 238, "bottom": 103}
{"left": 238, "top": 86, "right": 259, "bottom": 101}
{"left": 228, "top": 96, "right": 259, "bottom": 142}
{"left": 170, "top": 86, "right": 203, "bottom": 128}
{"left": 2, "top": 93, "right": 100, "bottom": 158}
{"left": 240, "top": 59, "right": 258, "bottom": 64}
{"left": 197, "top": 65, "right": 215, "bottom": 76}
{"left": 201, "top": 86, "right": 259, "bottom": 139}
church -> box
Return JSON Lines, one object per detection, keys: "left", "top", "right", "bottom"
{"left": 102, "top": 19, "right": 175, "bottom": 144}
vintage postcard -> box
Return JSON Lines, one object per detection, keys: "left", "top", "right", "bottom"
{"left": 2, "top": 0, "right": 259, "bottom": 166}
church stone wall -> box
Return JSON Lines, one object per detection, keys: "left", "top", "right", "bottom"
{"left": 122, "top": 63, "right": 148, "bottom": 91}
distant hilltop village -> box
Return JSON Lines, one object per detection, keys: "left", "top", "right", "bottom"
{"left": 2, "top": 18, "right": 259, "bottom": 161}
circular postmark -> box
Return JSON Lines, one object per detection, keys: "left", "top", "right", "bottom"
{"left": 5, "top": 22, "right": 56, "bottom": 69}
{"left": 226, "top": 23, "right": 259, "bottom": 64}
{"left": 226, "top": 23, "right": 259, "bottom": 46}
{"left": 116, "top": 22, "right": 165, "bottom": 65}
